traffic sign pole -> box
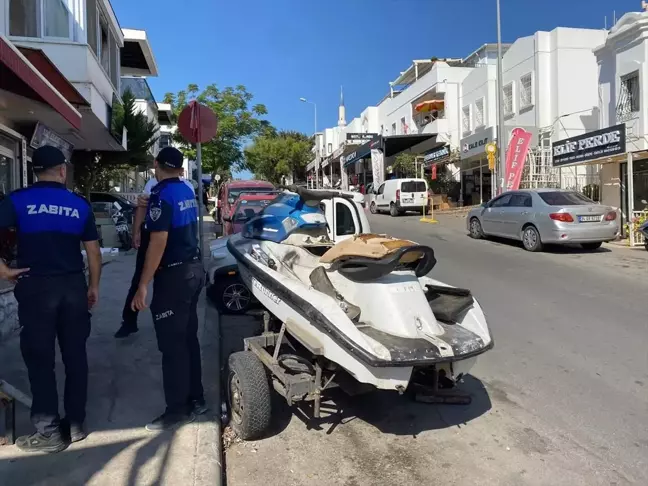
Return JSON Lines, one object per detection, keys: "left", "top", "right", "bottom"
{"left": 197, "top": 142, "right": 204, "bottom": 260}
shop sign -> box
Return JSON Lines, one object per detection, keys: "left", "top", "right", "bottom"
{"left": 504, "top": 128, "right": 533, "bottom": 192}
{"left": 424, "top": 144, "right": 450, "bottom": 164}
{"left": 461, "top": 127, "right": 495, "bottom": 159}
{"left": 346, "top": 133, "right": 377, "bottom": 145}
{"left": 552, "top": 124, "right": 626, "bottom": 167}
{"left": 30, "top": 122, "right": 74, "bottom": 160}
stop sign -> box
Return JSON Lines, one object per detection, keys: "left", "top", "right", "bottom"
{"left": 178, "top": 101, "right": 218, "bottom": 144}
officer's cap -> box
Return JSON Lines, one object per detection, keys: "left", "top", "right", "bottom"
{"left": 32, "top": 146, "right": 69, "bottom": 172}
{"left": 156, "top": 147, "right": 184, "bottom": 169}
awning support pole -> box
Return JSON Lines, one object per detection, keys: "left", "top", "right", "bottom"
{"left": 628, "top": 151, "right": 635, "bottom": 246}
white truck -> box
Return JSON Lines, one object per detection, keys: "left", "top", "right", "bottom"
{"left": 207, "top": 190, "right": 370, "bottom": 314}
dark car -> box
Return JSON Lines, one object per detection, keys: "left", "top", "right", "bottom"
{"left": 89, "top": 192, "right": 137, "bottom": 223}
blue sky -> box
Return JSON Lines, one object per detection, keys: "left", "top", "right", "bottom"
{"left": 112, "top": 0, "right": 638, "bottom": 137}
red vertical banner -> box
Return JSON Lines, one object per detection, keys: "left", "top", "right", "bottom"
{"left": 504, "top": 128, "right": 533, "bottom": 192}
{"left": 431, "top": 165, "right": 437, "bottom": 180}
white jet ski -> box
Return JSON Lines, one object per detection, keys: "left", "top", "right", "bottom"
{"left": 226, "top": 187, "right": 494, "bottom": 396}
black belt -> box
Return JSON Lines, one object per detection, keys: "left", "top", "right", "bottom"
{"left": 158, "top": 255, "right": 200, "bottom": 270}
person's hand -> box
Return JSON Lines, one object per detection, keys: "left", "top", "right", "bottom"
{"left": 0, "top": 267, "right": 29, "bottom": 281}
{"left": 137, "top": 194, "right": 149, "bottom": 208}
{"left": 133, "top": 231, "right": 141, "bottom": 249}
{"left": 131, "top": 284, "right": 148, "bottom": 311}
{"left": 87, "top": 286, "right": 99, "bottom": 309}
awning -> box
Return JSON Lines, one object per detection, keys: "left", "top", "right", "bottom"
{"left": 344, "top": 137, "right": 381, "bottom": 167}
{"left": 382, "top": 134, "right": 436, "bottom": 157}
{"left": 0, "top": 35, "right": 82, "bottom": 130}
{"left": 415, "top": 100, "right": 445, "bottom": 112}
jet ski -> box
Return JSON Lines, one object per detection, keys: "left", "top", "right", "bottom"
{"left": 226, "top": 186, "right": 494, "bottom": 396}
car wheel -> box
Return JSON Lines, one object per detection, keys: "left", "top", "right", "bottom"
{"left": 207, "top": 278, "right": 252, "bottom": 314}
{"left": 522, "top": 225, "right": 543, "bottom": 252}
{"left": 370, "top": 202, "right": 377, "bottom": 214}
{"left": 644, "top": 242, "right": 648, "bottom": 252}
{"left": 469, "top": 218, "right": 484, "bottom": 239}
{"left": 581, "top": 242, "right": 602, "bottom": 251}
{"left": 390, "top": 203, "right": 399, "bottom": 217}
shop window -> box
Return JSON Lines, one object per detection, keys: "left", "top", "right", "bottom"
{"left": 618, "top": 72, "right": 640, "bottom": 119}
{"left": 503, "top": 83, "right": 514, "bottom": 116}
{"left": 474, "top": 99, "right": 485, "bottom": 128}
{"left": 0, "top": 155, "right": 15, "bottom": 197}
{"left": 520, "top": 73, "right": 533, "bottom": 109}
{"left": 335, "top": 202, "right": 356, "bottom": 236}
{"left": 462, "top": 106, "right": 471, "bottom": 134}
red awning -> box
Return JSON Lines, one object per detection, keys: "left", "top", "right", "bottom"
{"left": 0, "top": 35, "right": 82, "bottom": 130}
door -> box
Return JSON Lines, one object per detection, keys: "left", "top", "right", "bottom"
{"left": 501, "top": 193, "right": 533, "bottom": 238}
{"left": 331, "top": 198, "right": 360, "bottom": 242}
{"left": 481, "top": 193, "right": 512, "bottom": 235}
{"left": 375, "top": 183, "right": 386, "bottom": 209}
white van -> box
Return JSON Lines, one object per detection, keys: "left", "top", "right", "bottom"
{"left": 369, "top": 178, "right": 428, "bottom": 216}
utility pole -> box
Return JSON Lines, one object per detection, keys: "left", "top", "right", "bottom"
{"left": 300, "top": 97, "right": 318, "bottom": 188}
{"left": 496, "top": 0, "right": 506, "bottom": 194}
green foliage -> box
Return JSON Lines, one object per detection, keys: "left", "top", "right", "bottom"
{"left": 392, "top": 152, "right": 417, "bottom": 178}
{"left": 72, "top": 88, "right": 158, "bottom": 196}
{"left": 163, "top": 84, "right": 269, "bottom": 174}
{"left": 243, "top": 130, "right": 313, "bottom": 184}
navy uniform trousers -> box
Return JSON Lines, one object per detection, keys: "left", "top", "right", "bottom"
{"left": 14, "top": 273, "right": 90, "bottom": 436}
{"left": 151, "top": 260, "right": 205, "bottom": 414}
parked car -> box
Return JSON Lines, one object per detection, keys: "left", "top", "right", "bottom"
{"left": 369, "top": 178, "right": 428, "bottom": 216}
{"left": 222, "top": 193, "right": 277, "bottom": 236}
{"left": 216, "top": 180, "right": 275, "bottom": 224}
{"left": 89, "top": 192, "right": 137, "bottom": 223}
{"left": 466, "top": 189, "right": 619, "bottom": 252}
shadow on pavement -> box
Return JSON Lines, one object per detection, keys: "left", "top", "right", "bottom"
{"left": 479, "top": 235, "right": 612, "bottom": 254}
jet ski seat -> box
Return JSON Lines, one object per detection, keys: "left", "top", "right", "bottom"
{"left": 320, "top": 234, "right": 436, "bottom": 282}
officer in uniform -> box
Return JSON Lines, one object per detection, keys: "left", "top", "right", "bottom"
{"left": 0, "top": 145, "right": 102, "bottom": 453}
{"left": 131, "top": 147, "right": 206, "bottom": 430}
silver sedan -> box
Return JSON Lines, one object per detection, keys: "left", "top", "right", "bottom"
{"left": 466, "top": 189, "right": 620, "bottom": 252}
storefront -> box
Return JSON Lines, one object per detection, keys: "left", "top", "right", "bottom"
{"left": 423, "top": 143, "right": 451, "bottom": 174}
{"left": 459, "top": 127, "right": 495, "bottom": 205}
{"left": 343, "top": 137, "right": 379, "bottom": 189}
{"left": 551, "top": 123, "right": 647, "bottom": 242}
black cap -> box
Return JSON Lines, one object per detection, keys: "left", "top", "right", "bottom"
{"left": 156, "top": 147, "right": 184, "bottom": 169}
{"left": 32, "top": 145, "right": 68, "bottom": 172}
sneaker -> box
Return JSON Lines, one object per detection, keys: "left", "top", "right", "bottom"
{"left": 145, "top": 412, "right": 195, "bottom": 432}
{"left": 61, "top": 418, "right": 87, "bottom": 443}
{"left": 114, "top": 324, "right": 138, "bottom": 339}
{"left": 16, "top": 432, "right": 68, "bottom": 454}
{"left": 189, "top": 399, "right": 209, "bottom": 416}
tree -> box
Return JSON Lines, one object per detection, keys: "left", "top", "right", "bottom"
{"left": 243, "top": 130, "right": 313, "bottom": 184}
{"left": 163, "top": 84, "right": 269, "bottom": 175}
{"left": 72, "top": 88, "right": 159, "bottom": 196}
{"left": 392, "top": 152, "right": 417, "bottom": 178}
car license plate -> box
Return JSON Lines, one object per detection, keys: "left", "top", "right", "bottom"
{"left": 403, "top": 198, "right": 414, "bottom": 204}
{"left": 579, "top": 215, "right": 600, "bottom": 223}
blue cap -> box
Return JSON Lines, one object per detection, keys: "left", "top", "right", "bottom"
{"left": 32, "top": 146, "right": 69, "bottom": 172}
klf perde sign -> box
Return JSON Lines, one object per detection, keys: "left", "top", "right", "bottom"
{"left": 461, "top": 127, "right": 495, "bottom": 159}
{"left": 552, "top": 124, "right": 626, "bottom": 167}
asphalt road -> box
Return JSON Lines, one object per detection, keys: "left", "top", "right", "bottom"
{"left": 225, "top": 213, "right": 648, "bottom": 486}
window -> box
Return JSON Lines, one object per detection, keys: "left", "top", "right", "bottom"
{"left": 391, "top": 123, "right": 397, "bottom": 135}
{"left": 620, "top": 72, "right": 640, "bottom": 114}
{"left": 401, "top": 117, "right": 408, "bottom": 134}
{"left": 503, "top": 83, "right": 514, "bottom": 116}
{"left": 159, "top": 134, "right": 172, "bottom": 149}
{"left": 86, "top": 0, "right": 120, "bottom": 89}
{"left": 538, "top": 191, "right": 594, "bottom": 206}
{"left": 401, "top": 181, "right": 426, "bottom": 193}
{"left": 327, "top": 143, "right": 332, "bottom": 154}
{"left": 474, "top": 98, "right": 485, "bottom": 128}
{"left": 87, "top": 0, "right": 98, "bottom": 54}
{"left": 335, "top": 202, "right": 356, "bottom": 236}
{"left": 520, "top": 73, "right": 533, "bottom": 109}
{"left": 490, "top": 194, "right": 512, "bottom": 208}
{"left": 9, "top": 0, "right": 39, "bottom": 37}
{"left": 462, "top": 105, "right": 471, "bottom": 133}
{"left": 10, "top": 0, "right": 72, "bottom": 39}
{"left": 377, "top": 183, "right": 385, "bottom": 195}
{"left": 509, "top": 193, "right": 532, "bottom": 208}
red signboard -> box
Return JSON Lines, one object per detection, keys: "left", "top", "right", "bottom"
{"left": 504, "top": 128, "right": 532, "bottom": 192}
{"left": 431, "top": 165, "right": 437, "bottom": 180}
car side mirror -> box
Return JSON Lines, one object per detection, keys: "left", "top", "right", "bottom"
{"left": 480, "top": 202, "right": 488, "bottom": 208}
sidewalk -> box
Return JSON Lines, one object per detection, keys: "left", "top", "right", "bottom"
{"left": 0, "top": 247, "right": 221, "bottom": 484}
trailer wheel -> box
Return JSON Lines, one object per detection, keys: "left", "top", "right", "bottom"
{"left": 227, "top": 351, "right": 271, "bottom": 440}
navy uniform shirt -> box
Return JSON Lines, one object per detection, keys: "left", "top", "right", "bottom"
{"left": 0, "top": 182, "right": 98, "bottom": 276}
{"left": 145, "top": 178, "right": 199, "bottom": 267}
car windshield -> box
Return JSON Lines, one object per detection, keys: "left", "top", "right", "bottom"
{"left": 233, "top": 200, "right": 271, "bottom": 221}
{"left": 229, "top": 187, "right": 274, "bottom": 200}
{"left": 539, "top": 191, "right": 594, "bottom": 206}
{"left": 401, "top": 181, "right": 426, "bottom": 192}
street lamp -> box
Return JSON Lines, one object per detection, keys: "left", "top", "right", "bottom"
{"left": 495, "top": 0, "right": 506, "bottom": 195}
{"left": 300, "top": 97, "right": 319, "bottom": 188}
